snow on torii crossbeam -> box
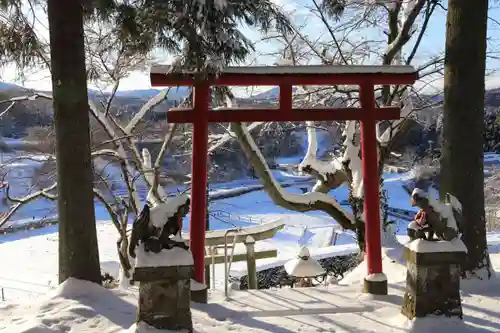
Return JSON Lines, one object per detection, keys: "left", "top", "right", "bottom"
{"left": 150, "top": 64, "right": 418, "bottom": 296}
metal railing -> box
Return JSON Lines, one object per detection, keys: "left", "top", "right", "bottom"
{"left": 0, "top": 278, "right": 55, "bottom": 301}
{"left": 223, "top": 228, "right": 240, "bottom": 298}
{"left": 211, "top": 210, "right": 265, "bottom": 225}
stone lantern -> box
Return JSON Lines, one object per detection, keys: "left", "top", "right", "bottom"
{"left": 285, "top": 246, "right": 325, "bottom": 287}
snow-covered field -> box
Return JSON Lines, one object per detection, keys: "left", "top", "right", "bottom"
{"left": 1, "top": 151, "right": 500, "bottom": 332}
{"left": 0, "top": 169, "right": 417, "bottom": 299}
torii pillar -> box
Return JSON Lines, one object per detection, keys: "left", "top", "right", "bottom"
{"left": 150, "top": 65, "right": 418, "bottom": 299}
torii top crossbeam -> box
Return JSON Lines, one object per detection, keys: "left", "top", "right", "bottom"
{"left": 150, "top": 65, "right": 418, "bottom": 123}
{"left": 150, "top": 64, "right": 418, "bottom": 299}
{"left": 150, "top": 64, "right": 417, "bottom": 85}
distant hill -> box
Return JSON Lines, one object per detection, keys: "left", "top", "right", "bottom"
{"left": 114, "top": 87, "right": 190, "bottom": 100}
{"left": 4, "top": 79, "right": 500, "bottom": 109}
{"left": 485, "top": 88, "right": 500, "bottom": 107}
{"left": 251, "top": 87, "right": 298, "bottom": 100}
{"left": 0, "top": 81, "right": 26, "bottom": 91}
{"left": 2, "top": 79, "right": 500, "bottom": 139}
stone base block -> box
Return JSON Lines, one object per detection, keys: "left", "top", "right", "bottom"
{"left": 191, "top": 287, "right": 208, "bottom": 304}
{"left": 363, "top": 275, "right": 388, "bottom": 295}
{"left": 134, "top": 265, "right": 193, "bottom": 331}
{"left": 401, "top": 241, "right": 466, "bottom": 320}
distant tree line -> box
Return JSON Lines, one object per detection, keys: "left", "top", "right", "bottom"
{"left": 411, "top": 108, "right": 500, "bottom": 162}
{"left": 484, "top": 109, "right": 500, "bottom": 153}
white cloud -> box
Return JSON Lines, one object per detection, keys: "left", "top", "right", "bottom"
{"left": 0, "top": 66, "right": 155, "bottom": 92}
{"left": 3, "top": 58, "right": 500, "bottom": 97}
{"left": 413, "top": 74, "right": 500, "bottom": 95}
{"left": 272, "top": 0, "right": 300, "bottom": 13}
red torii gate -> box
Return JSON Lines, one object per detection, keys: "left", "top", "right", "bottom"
{"left": 150, "top": 65, "right": 418, "bottom": 296}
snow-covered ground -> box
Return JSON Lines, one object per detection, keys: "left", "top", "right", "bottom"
{"left": 1, "top": 152, "right": 499, "bottom": 332}
{"left": 1, "top": 237, "right": 500, "bottom": 332}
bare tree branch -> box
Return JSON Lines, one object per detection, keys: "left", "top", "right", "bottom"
{"left": 384, "top": 0, "right": 427, "bottom": 64}
{"left": 231, "top": 121, "right": 355, "bottom": 230}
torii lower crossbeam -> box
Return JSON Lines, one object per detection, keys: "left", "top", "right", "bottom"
{"left": 150, "top": 65, "right": 418, "bottom": 299}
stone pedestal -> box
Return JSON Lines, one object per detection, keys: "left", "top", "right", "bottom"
{"left": 134, "top": 265, "right": 193, "bottom": 331}
{"left": 191, "top": 286, "right": 208, "bottom": 304}
{"left": 363, "top": 273, "right": 388, "bottom": 295}
{"left": 401, "top": 239, "right": 466, "bottom": 320}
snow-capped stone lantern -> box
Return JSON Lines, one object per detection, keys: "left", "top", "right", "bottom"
{"left": 402, "top": 188, "right": 466, "bottom": 320}
{"left": 284, "top": 246, "right": 325, "bottom": 287}
{"left": 128, "top": 193, "right": 195, "bottom": 331}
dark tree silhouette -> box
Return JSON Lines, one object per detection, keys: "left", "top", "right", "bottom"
{"left": 47, "top": 0, "right": 101, "bottom": 284}
{"left": 440, "top": 0, "right": 491, "bottom": 278}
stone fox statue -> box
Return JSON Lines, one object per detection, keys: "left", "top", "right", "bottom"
{"left": 128, "top": 199, "right": 191, "bottom": 258}
{"left": 408, "top": 189, "right": 461, "bottom": 242}
{"left": 160, "top": 198, "right": 190, "bottom": 241}
{"left": 129, "top": 204, "right": 155, "bottom": 258}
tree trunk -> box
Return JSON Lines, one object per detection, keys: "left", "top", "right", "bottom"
{"left": 118, "top": 228, "right": 133, "bottom": 289}
{"left": 47, "top": 0, "right": 102, "bottom": 284}
{"left": 441, "top": 0, "right": 491, "bottom": 278}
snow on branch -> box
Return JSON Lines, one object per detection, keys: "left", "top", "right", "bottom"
{"left": 384, "top": 0, "right": 426, "bottom": 63}
{"left": 119, "top": 90, "right": 195, "bottom": 203}
{"left": 0, "top": 154, "right": 55, "bottom": 167}
{"left": 214, "top": 94, "right": 353, "bottom": 228}
{"left": 341, "top": 121, "right": 364, "bottom": 198}
{"left": 208, "top": 122, "right": 265, "bottom": 153}
{"left": 299, "top": 122, "right": 343, "bottom": 180}
{"left": 0, "top": 93, "right": 52, "bottom": 119}
{"left": 378, "top": 0, "right": 420, "bottom": 145}
{"left": 298, "top": 122, "right": 346, "bottom": 192}
{"left": 232, "top": 122, "right": 355, "bottom": 230}
{"left": 0, "top": 180, "right": 123, "bottom": 234}
{"left": 124, "top": 88, "right": 171, "bottom": 134}
{"left": 0, "top": 183, "right": 57, "bottom": 228}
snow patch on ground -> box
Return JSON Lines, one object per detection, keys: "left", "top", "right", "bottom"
{"left": 3, "top": 263, "right": 500, "bottom": 333}
{"left": 339, "top": 246, "right": 408, "bottom": 287}
{"left": 125, "top": 321, "right": 175, "bottom": 332}
{"left": 0, "top": 278, "right": 138, "bottom": 332}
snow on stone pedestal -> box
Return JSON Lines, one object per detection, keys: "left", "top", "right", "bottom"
{"left": 285, "top": 246, "right": 326, "bottom": 286}
{"left": 401, "top": 238, "right": 466, "bottom": 320}
{"left": 190, "top": 278, "right": 207, "bottom": 292}
{"left": 406, "top": 238, "right": 467, "bottom": 254}
{"left": 135, "top": 243, "right": 194, "bottom": 268}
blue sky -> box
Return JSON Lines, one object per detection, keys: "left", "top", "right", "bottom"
{"left": 2, "top": 0, "right": 500, "bottom": 95}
